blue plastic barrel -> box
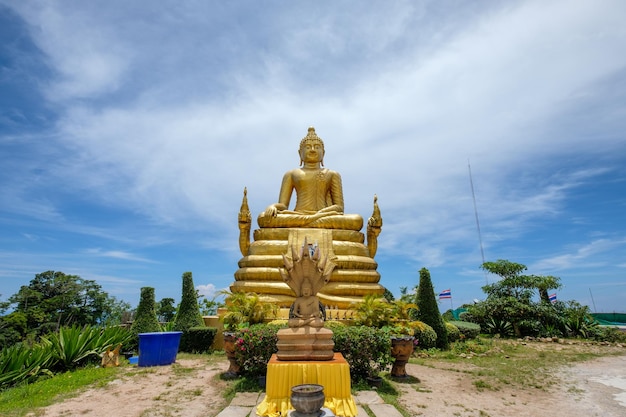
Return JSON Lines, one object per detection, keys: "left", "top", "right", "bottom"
{"left": 138, "top": 331, "right": 182, "bottom": 367}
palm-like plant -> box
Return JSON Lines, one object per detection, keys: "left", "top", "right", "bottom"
{"left": 220, "top": 291, "right": 278, "bottom": 331}
{"left": 350, "top": 294, "right": 394, "bottom": 328}
{"left": 0, "top": 343, "right": 54, "bottom": 388}
{"left": 391, "top": 299, "right": 418, "bottom": 321}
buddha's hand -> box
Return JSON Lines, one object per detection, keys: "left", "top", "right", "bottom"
{"left": 264, "top": 203, "right": 287, "bottom": 217}
{"left": 264, "top": 204, "right": 281, "bottom": 217}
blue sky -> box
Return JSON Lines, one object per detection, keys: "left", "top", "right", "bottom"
{"left": 1, "top": 1, "right": 625, "bottom": 312}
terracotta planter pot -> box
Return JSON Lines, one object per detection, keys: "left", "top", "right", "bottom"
{"left": 223, "top": 331, "right": 241, "bottom": 377}
{"left": 390, "top": 336, "right": 415, "bottom": 378}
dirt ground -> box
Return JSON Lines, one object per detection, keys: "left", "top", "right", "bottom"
{"left": 398, "top": 342, "right": 626, "bottom": 417}
{"left": 30, "top": 343, "right": 626, "bottom": 417}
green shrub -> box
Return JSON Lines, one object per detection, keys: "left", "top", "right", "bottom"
{"left": 179, "top": 327, "right": 217, "bottom": 353}
{"left": 351, "top": 294, "right": 394, "bottom": 328}
{"left": 131, "top": 287, "right": 161, "bottom": 338}
{"left": 173, "top": 272, "right": 205, "bottom": 332}
{"left": 220, "top": 291, "right": 278, "bottom": 331}
{"left": 448, "top": 321, "right": 480, "bottom": 340}
{"left": 446, "top": 322, "right": 461, "bottom": 343}
{"left": 42, "top": 325, "right": 98, "bottom": 370}
{"left": 234, "top": 323, "right": 285, "bottom": 377}
{"left": 589, "top": 326, "right": 626, "bottom": 343}
{"left": 412, "top": 321, "right": 437, "bottom": 349}
{"left": 42, "top": 325, "right": 134, "bottom": 371}
{"left": 324, "top": 320, "right": 346, "bottom": 331}
{"left": 0, "top": 343, "right": 53, "bottom": 389}
{"left": 0, "top": 325, "right": 132, "bottom": 388}
{"left": 332, "top": 325, "right": 392, "bottom": 382}
{"left": 416, "top": 268, "right": 449, "bottom": 349}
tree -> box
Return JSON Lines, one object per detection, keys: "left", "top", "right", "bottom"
{"left": 382, "top": 287, "right": 395, "bottom": 302}
{"left": 130, "top": 287, "right": 161, "bottom": 336}
{"left": 416, "top": 268, "right": 448, "bottom": 349}
{"left": 198, "top": 296, "right": 221, "bottom": 316}
{"left": 6, "top": 271, "right": 120, "bottom": 341}
{"left": 173, "top": 272, "right": 204, "bottom": 332}
{"left": 157, "top": 298, "right": 177, "bottom": 322}
{"left": 468, "top": 260, "right": 563, "bottom": 337}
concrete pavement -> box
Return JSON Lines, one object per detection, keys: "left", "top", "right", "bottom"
{"left": 215, "top": 390, "right": 403, "bottom": 417}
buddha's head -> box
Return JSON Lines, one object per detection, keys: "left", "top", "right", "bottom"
{"left": 299, "top": 127, "right": 325, "bottom": 166}
{"left": 301, "top": 282, "right": 312, "bottom": 297}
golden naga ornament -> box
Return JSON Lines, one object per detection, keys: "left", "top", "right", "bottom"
{"left": 233, "top": 127, "right": 385, "bottom": 309}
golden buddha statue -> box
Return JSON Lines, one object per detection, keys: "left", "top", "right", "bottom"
{"left": 232, "top": 127, "right": 385, "bottom": 309}
{"left": 257, "top": 127, "right": 363, "bottom": 230}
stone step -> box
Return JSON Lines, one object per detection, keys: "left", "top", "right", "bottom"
{"left": 219, "top": 390, "right": 401, "bottom": 417}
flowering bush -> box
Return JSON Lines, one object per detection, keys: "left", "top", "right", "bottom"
{"left": 411, "top": 320, "right": 437, "bottom": 349}
{"left": 233, "top": 323, "right": 285, "bottom": 377}
{"left": 332, "top": 325, "right": 393, "bottom": 382}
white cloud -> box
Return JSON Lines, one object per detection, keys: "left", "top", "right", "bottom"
{"left": 2, "top": 0, "right": 626, "bottom": 311}
{"left": 196, "top": 283, "right": 218, "bottom": 298}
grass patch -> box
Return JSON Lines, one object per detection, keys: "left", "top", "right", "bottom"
{"left": 411, "top": 337, "right": 622, "bottom": 392}
{"left": 0, "top": 365, "right": 119, "bottom": 417}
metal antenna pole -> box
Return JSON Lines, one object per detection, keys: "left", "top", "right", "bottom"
{"left": 589, "top": 288, "right": 597, "bottom": 313}
{"left": 469, "top": 160, "right": 488, "bottom": 285}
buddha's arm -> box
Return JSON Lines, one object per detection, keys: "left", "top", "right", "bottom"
{"left": 263, "top": 171, "right": 294, "bottom": 216}
{"left": 319, "top": 171, "right": 344, "bottom": 213}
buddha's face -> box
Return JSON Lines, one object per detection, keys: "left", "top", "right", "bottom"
{"left": 299, "top": 141, "right": 324, "bottom": 164}
{"left": 302, "top": 285, "right": 312, "bottom": 296}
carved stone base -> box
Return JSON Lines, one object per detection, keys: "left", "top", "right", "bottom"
{"left": 276, "top": 326, "right": 334, "bottom": 361}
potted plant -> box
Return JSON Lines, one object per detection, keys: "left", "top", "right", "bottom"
{"left": 219, "top": 291, "right": 278, "bottom": 377}
{"left": 387, "top": 299, "right": 418, "bottom": 378}
{"left": 388, "top": 322, "right": 416, "bottom": 378}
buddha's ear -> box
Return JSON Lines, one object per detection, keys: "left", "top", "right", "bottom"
{"left": 298, "top": 149, "right": 303, "bottom": 166}
{"left": 320, "top": 149, "right": 325, "bottom": 167}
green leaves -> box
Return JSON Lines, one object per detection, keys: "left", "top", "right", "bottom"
{"left": 42, "top": 325, "right": 133, "bottom": 370}
{"left": 4, "top": 271, "right": 127, "bottom": 343}
{"left": 0, "top": 324, "right": 132, "bottom": 388}
{"left": 0, "top": 343, "right": 54, "bottom": 388}
{"left": 173, "top": 272, "right": 204, "bottom": 332}
{"left": 42, "top": 325, "right": 98, "bottom": 369}
{"left": 220, "top": 291, "right": 278, "bottom": 331}
{"left": 332, "top": 325, "right": 392, "bottom": 381}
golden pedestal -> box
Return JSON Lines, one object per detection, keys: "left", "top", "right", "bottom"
{"left": 256, "top": 353, "right": 357, "bottom": 417}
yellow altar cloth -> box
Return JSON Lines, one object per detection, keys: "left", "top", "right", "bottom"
{"left": 256, "top": 353, "right": 357, "bottom": 417}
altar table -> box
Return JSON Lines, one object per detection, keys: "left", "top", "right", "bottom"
{"left": 256, "top": 353, "right": 357, "bottom": 417}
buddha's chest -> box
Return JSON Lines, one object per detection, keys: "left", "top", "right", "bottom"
{"left": 293, "top": 169, "right": 330, "bottom": 190}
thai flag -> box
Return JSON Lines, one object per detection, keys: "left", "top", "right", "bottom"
{"left": 439, "top": 289, "right": 452, "bottom": 299}
{"left": 549, "top": 293, "right": 557, "bottom": 303}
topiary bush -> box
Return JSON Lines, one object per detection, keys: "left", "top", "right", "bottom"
{"left": 179, "top": 327, "right": 217, "bottom": 353}
{"left": 173, "top": 272, "right": 205, "bottom": 333}
{"left": 332, "top": 325, "right": 392, "bottom": 382}
{"left": 448, "top": 321, "right": 481, "bottom": 340}
{"left": 416, "top": 268, "right": 449, "bottom": 349}
{"left": 412, "top": 321, "right": 437, "bottom": 349}
{"left": 130, "top": 287, "right": 161, "bottom": 343}
{"left": 445, "top": 322, "right": 461, "bottom": 343}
